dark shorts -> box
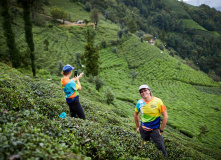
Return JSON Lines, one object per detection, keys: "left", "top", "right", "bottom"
{"left": 139, "top": 126, "right": 166, "bottom": 155}
{"left": 67, "top": 96, "right": 86, "bottom": 120}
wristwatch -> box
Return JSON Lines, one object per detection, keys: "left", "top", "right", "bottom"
{"left": 160, "top": 129, "right": 163, "bottom": 133}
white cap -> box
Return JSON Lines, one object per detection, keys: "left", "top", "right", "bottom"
{"left": 138, "top": 84, "right": 152, "bottom": 96}
{"left": 138, "top": 84, "right": 150, "bottom": 92}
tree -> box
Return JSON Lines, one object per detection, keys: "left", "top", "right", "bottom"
{"left": 18, "top": 0, "right": 36, "bottom": 76}
{"left": 75, "top": 52, "right": 82, "bottom": 68}
{"left": 90, "top": 8, "right": 99, "bottom": 28}
{"left": 57, "top": 60, "right": 63, "bottom": 76}
{"left": 43, "top": 39, "right": 49, "bottom": 51}
{"left": 51, "top": 7, "right": 67, "bottom": 23}
{"left": 105, "top": 87, "right": 115, "bottom": 104}
{"left": 94, "top": 75, "right": 104, "bottom": 91}
{"left": 118, "top": 30, "right": 123, "bottom": 39}
{"left": 1, "top": 0, "right": 20, "bottom": 68}
{"left": 130, "top": 69, "right": 138, "bottom": 81}
{"left": 84, "top": 2, "right": 92, "bottom": 12}
{"left": 127, "top": 18, "right": 137, "bottom": 33}
{"left": 160, "top": 28, "right": 166, "bottom": 43}
{"left": 81, "top": 27, "right": 99, "bottom": 76}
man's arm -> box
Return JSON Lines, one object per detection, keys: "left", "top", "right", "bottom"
{"left": 160, "top": 110, "right": 168, "bottom": 132}
{"left": 71, "top": 73, "right": 84, "bottom": 90}
{"left": 134, "top": 111, "right": 140, "bottom": 133}
{"left": 71, "top": 73, "right": 84, "bottom": 82}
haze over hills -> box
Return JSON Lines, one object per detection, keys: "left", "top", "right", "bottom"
{"left": 181, "top": 0, "right": 221, "bottom": 11}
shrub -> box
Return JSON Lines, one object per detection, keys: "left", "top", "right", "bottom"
{"left": 75, "top": 52, "right": 82, "bottom": 68}
{"left": 104, "top": 87, "right": 115, "bottom": 104}
{"left": 57, "top": 60, "right": 63, "bottom": 75}
{"left": 88, "top": 74, "right": 94, "bottom": 83}
{"left": 130, "top": 69, "right": 139, "bottom": 81}
{"left": 118, "top": 30, "right": 123, "bottom": 39}
{"left": 94, "top": 75, "right": 104, "bottom": 91}
{"left": 100, "top": 40, "right": 107, "bottom": 48}
{"left": 32, "top": 13, "right": 46, "bottom": 27}
{"left": 37, "top": 69, "right": 51, "bottom": 77}
{"left": 84, "top": 2, "right": 91, "bottom": 12}
{"left": 159, "top": 43, "right": 164, "bottom": 51}
{"left": 112, "top": 47, "right": 117, "bottom": 53}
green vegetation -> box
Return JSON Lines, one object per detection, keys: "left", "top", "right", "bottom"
{"left": 163, "top": 0, "right": 190, "bottom": 18}
{"left": 0, "top": 0, "right": 221, "bottom": 159}
{"left": 182, "top": 19, "right": 207, "bottom": 30}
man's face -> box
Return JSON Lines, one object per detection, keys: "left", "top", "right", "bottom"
{"left": 140, "top": 88, "right": 150, "bottom": 98}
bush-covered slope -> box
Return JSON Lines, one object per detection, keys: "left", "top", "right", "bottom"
{"left": 1, "top": 62, "right": 221, "bottom": 160}
{"left": 98, "top": 35, "right": 221, "bottom": 151}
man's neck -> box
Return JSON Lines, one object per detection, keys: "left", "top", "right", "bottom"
{"left": 143, "top": 96, "right": 152, "bottom": 102}
{"left": 63, "top": 75, "right": 70, "bottom": 78}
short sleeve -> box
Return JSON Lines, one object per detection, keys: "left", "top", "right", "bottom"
{"left": 69, "top": 80, "right": 77, "bottom": 91}
{"left": 161, "top": 105, "right": 167, "bottom": 112}
{"left": 76, "top": 84, "right": 79, "bottom": 90}
{"left": 157, "top": 98, "right": 167, "bottom": 112}
{"left": 135, "top": 100, "right": 142, "bottom": 112}
{"left": 135, "top": 107, "right": 139, "bottom": 112}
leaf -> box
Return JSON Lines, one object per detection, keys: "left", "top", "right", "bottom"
{"left": 39, "top": 143, "right": 44, "bottom": 147}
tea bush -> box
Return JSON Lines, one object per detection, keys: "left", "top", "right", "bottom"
{"left": 104, "top": 87, "right": 115, "bottom": 104}
{"left": 1, "top": 62, "right": 218, "bottom": 159}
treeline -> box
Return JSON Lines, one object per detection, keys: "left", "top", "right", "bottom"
{"left": 74, "top": 0, "right": 183, "bottom": 34}
{"left": 167, "top": 30, "right": 221, "bottom": 76}
{"left": 1, "top": 0, "right": 221, "bottom": 80}
{"left": 0, "top": 0, "right": 51, "bottom": 76}
{"left": 72, "top": 0, "right": 221, "bottom": 80}
{"left": 182, "top": 3, "right": 221, "bottom": 33}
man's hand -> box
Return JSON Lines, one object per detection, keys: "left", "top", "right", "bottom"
{"left": 160, "top": 110, "right": 168, "bottom": 132}
{"left": 136, "top": 127, "right": 140, "bottom": 133}
{"left": 76, "top": 72, "right": 84, "bottom": 80}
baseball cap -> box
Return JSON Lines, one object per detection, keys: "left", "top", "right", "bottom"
{"left": 138, "top": 84, "right": 150, "bottom": 92}
{"left": 138, "top": 84, "right": 153, "bottom": 96}
{"left": 63, "top": 64, "right": 75, "bottom": 72}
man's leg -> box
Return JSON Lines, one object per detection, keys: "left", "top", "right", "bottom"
{"left": 68, "top": 102, "right": 77, "bottom": 117}
{"left": 72, "top": 96, "right": 86, "bottom": 120}
{"left": 139, "top": 126, "right": 151, "bottom": 141}
{"left": 150, "top": 129, "right": 167, "bottom": 157}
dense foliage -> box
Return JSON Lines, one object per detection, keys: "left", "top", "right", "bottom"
{"left": 1, "top": 62, "right": 220, "bottom": 159}
{"left": 1, "top": 0, "right": 20, "bottom": 68}
{"left": 72, "top": 0, "right": 221, "bottom": 80}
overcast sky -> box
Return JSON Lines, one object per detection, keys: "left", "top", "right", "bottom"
{"left": 181, "top": 0, "right": 221, "bottom": 8}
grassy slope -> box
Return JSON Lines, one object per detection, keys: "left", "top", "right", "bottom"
{"left": 0, "top": 0, "right": 221, "bottom": 159}
{"left": 164, "top": 0, "right": 189, "bottom": 17}
{"left": 164, "top": 0, "right": 220, "bottom": 36}
{"left": 99, "top": 35, "right": 221, "bottom": 150}
{"left": 182, "top": 19, "right": 207, "bottom": 30}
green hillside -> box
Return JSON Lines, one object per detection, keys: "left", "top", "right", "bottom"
{"left": 182, "top": 19, "right": 207, "bottom": 30}
{"left": 1, "top": 0, "right": 221, "bottom": 159}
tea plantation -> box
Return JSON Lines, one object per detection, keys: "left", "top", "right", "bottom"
{"left": 0, "top": 61, "right": 220, "bottom": 160}
{"left": 1, "top": 0, "right": 221, "bottom": 159}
